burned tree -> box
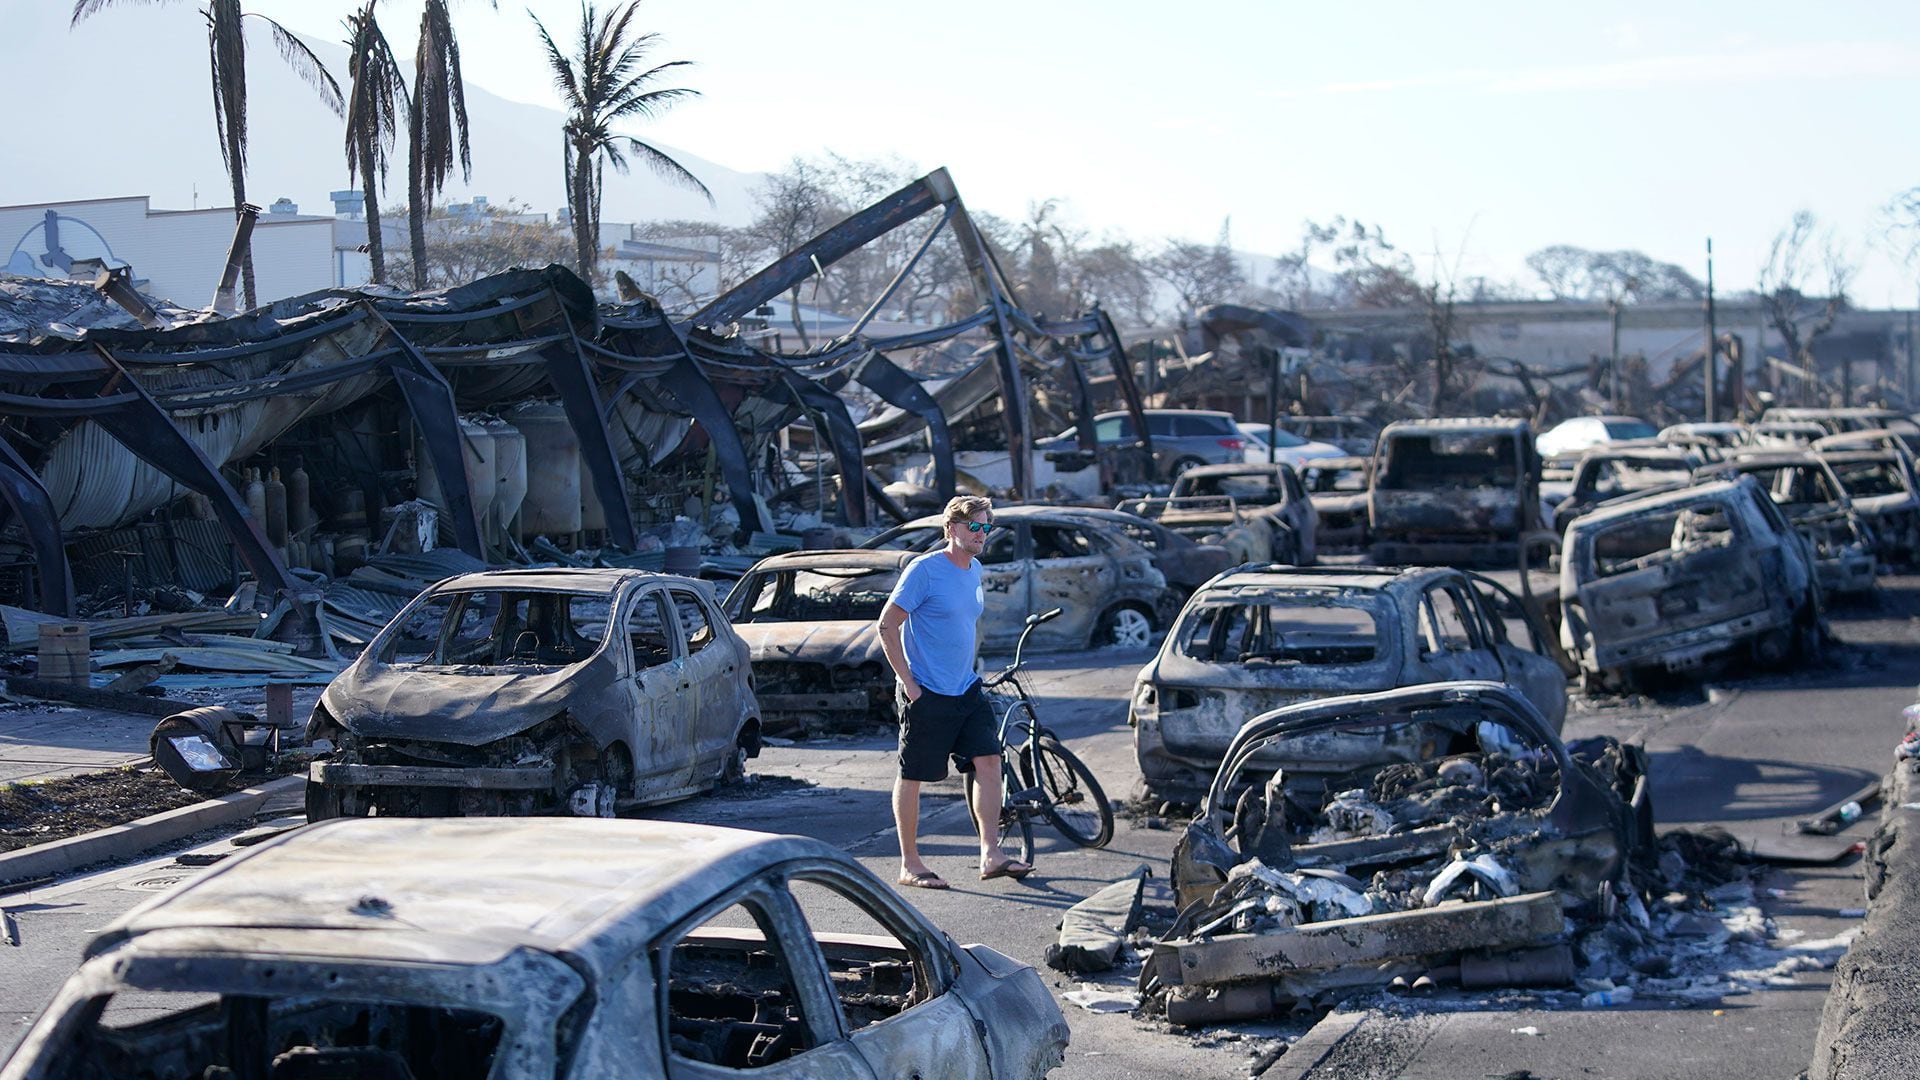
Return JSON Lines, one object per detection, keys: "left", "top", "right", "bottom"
{"left": 1758, "top": 210, "right": 1855, "bottom": 405}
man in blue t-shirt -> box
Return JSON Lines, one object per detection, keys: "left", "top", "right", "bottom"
{"left": 878, "top": 495, "right": 1031, "bottom": 889}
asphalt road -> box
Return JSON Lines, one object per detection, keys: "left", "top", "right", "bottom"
{"left": 4, "top": 578, "right": 1916, "bottom": 1078}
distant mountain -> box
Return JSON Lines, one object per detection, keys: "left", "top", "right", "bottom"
{"left": 13, "top": 5, "right": 763, "bottom": 225}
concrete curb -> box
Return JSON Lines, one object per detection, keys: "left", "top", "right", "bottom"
{"left": 1265, "top": 1008, "right": 1367, "bottom": 1080}
{"left": 0, "top": 775, "right": 304, "bottom": 888}
{"left": 1809, "top": 735, "right": 1917, "bottom": 1080}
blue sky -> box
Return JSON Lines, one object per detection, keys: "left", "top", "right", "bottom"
{"left": 50, "top": 1, "right": 1920, "bottom": 305}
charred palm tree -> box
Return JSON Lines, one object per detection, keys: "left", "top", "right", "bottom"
{"left": 72, "top": 0, "right": 343, "bottom": 309}
{"left": 343, "top": 1, "right": 408, "bottom": 285}
{"left": 405, "top": 0, "right": 491, "bottom": 290}
{"left": 533, "top": 0, "right": 711, "bottom": 287}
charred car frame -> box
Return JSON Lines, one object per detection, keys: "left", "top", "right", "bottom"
{"left": 305, "top": 567, "right": 760, "bottom": 819}
{"left": 1, "top": 818, "right": 1069, "bottom": 1079}
{"left": 1147, "top": 681, "right": 1652, "bottom": 1022}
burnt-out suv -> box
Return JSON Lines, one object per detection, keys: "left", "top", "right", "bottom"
{"left": 306, "top": 568, "right": 761, "bottom": 819}
{"left": 1559, "top": 476, "right": 1823, "bottom": 688}
{"left": 1131, "top": 565, "right": 1570, "bottom": 801}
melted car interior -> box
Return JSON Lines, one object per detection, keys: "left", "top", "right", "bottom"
{"left": 52, "top": 992, "right": 502, "bottom": 1080}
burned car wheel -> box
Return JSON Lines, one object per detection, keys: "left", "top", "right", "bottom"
{"left": 1098, "top": 605, "right": 1154, "bottom": 649}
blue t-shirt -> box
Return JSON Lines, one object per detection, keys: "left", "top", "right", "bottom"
{"left": 886, "top": 550, "right": 984, "bottom": 696}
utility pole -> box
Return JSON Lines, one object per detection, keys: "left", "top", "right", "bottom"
{"left": 1704, "top": 237, "right": 1717, "bottom": 422}
{"left": 1608, "top": 298, "right": 1622, "bottom": 412}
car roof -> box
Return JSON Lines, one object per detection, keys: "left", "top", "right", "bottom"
{"left": 431, "top": 567, "right": 689, "bottom": 594}
{"left": 1094, "top": 408, "right": 1235, "bottom": 419}
{"left": 1179, "top": 462, "right": 1298, "bottom": 478}
{"left": 94, "top": 818, "right": 850, "bottom": 981}
{"left": 894, "top": 504, "right": 1116, "bottom": 528}
{"left": 1567, "top": 476, "right": 1754, "bottom": 531}
{"left": 1200, "top": 563, "right": 1452, "bottom": 593}
{"left": 746, "top": 549, "right": 916, "bottom": 573}
{"left": 1381, "top": 416, "right": 1531, "bottom": 435}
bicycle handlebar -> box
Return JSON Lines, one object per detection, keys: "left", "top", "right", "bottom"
{"left": 983, "top": 608, "right": 1066, "bottom": 688}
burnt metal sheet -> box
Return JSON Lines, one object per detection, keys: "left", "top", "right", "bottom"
{"left": 1152, "top": 891, "right": 1562, "bottom": 986}
{"left": 850, "top": 352, "right": 954, "bottom": 498}
{"left": 0, "top": 435, "right": 72, "bottom": 615}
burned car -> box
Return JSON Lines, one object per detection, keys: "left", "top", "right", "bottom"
{"left": 1369, "top": 417, "right": 1544, "bottom": 566}
{"left": 1818, "top": 447, "right": 1920, "bottom": 565}
{"left": 1559, "top": 476, "right": 1823, "bottom": 688}
{"left": 724, "top": 549, "right": 914, "bottom": 735}
{"left": 1548, "top": 445, "right": 1702, "bottom": 535}
{"left": 1, "top": 818, "right": 1069, "bottom": 1079}
{"left": 1299, "top": 455, "right": 1372, "bottom": 553}
{"left": 1120, "top": 462, "right": 1318, "bottom": 566}
{"left": 1145, "top": 681, "right": 1651, "bottom": 1022}
{"left": 1035, "top": 505, "right": 1235, "bottom": 598}
{"left": 864, "top": 505, "right": 1179, "bottom": 650}
{"left": 1131, "top": 565, "right": 1570, "bottom": 802}
{"left": 306, "top": 568, "right": 760, "bottom": 819}
{"left": 1696, "top": 450, "right": 1877, "bottom": 598}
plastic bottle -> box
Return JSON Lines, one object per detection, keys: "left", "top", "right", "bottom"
{"left": 1580, "top": 987, "right": 1635, "bottom": 1009}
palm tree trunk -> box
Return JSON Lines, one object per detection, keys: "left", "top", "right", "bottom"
{"left": 229, "top": 158, "right": 255, "bottom": 310}
{"left": 571, "top": 148, "right": 595, "bottom": 283}
{"left": 407, "top": 118, "right": 428, "bottom": 289}
{"left": 358, "top": 130, "right": 387, "bottom": 285}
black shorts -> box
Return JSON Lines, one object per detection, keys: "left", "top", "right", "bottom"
{"left": 897, "top": 683, "right": 1000, "bottom": 782}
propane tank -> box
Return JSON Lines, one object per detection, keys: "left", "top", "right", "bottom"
{"left": 264, "top": 467, "right": 288, "bottom": 547}
{"left": 288, "top": 459, "right": 312, "bottom": 537}
{"left": 244, "top": 469, "right": 266, "bottom": 525}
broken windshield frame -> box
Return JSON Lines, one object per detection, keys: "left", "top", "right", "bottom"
{"left": 373, "top": 588, "right": 615, "bottom": 669}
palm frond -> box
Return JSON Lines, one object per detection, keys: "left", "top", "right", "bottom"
{"left": 620, "top": 136, "right": 713, "bottom": 204}
{"left": 602, "top": 80, "right": 696, "bottom": 125}
{"left": 257, "top": 14, "right": 344, "bottom": 116}
{"left": 69, "top": 0, "right": 176, "bottom": 29}
{"left": 529, "top": 8, "right": 582, "bottom": 108}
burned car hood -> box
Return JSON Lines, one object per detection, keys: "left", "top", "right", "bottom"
{"left": 738, "top": 620, "right": 883, "bottom": 667}
{"left": 322, "top": 661, "right": 592, "bottom": 745}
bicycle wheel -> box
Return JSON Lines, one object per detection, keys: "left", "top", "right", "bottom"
{"left": 1026, "top": 735, "right": 1114, "bottom": 848}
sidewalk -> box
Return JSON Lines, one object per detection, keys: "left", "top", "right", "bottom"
{"left": 0, "top": 684, "right": 325, "bottom": 786}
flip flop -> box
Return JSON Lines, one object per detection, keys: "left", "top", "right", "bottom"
{"left": 896, "top": 870, "right": 950, "bottom": 891}
{"left": 980, "top": 858, "right": 1034, "bottom": 881}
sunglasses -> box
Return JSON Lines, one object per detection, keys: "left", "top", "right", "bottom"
{"left": 956, "top": 521, "right": 995, "bottom": 534}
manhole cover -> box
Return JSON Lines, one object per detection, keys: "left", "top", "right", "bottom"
{"left": 123, "top": 872, "right": 195, "bottom": 893}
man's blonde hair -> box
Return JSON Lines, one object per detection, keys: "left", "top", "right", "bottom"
{"left": 943, "top": 495, "right": 994, "bottom": 524}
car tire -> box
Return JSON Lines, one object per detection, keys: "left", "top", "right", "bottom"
{"left": 1097, "top": 604, "right": 1154, "bottom": 649}
{"left": 1170, "top": 456, "right": 1206, "bottom": 478}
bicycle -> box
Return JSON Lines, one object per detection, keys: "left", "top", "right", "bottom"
{"left": 964, "top": 607, "right": 1116, "bottom": 866}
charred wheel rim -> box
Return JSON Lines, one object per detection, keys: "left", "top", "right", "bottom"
{"left": 1102, "top": 606, "right": 1153, "bottom": 649}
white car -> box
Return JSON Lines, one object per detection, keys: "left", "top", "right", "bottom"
{"left": 1535, "top": 415, "right": 1658, "bottom": 457}
{"left": 1237, "top": 422, "right": 1345, "bottom": 466}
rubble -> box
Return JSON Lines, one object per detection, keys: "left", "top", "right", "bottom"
{"left": 1142, "top": 681, "right": 1654, "bottom": 1020}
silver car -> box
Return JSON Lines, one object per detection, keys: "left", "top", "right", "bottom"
{"left": 1, "top": 818, "right": 1070, "bottom": 1079}
{"left": 306, "top": 568, "right": 760, "bottom": 818}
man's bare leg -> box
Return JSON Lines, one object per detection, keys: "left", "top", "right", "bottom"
{"left": 894, "top": 777, "right": 935, "bottom": 879}
{"left": 969, "top": 754, "right": 1024, "bottom": 873}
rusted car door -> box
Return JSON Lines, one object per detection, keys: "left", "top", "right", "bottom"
{"left": 1462, "top": 572, "right": 1571, "bottom": 731}
{"left": 651, "top": 884, "right": 881, "bottom": 1080}
{"left": 786, "top": 873, "right": 994, "bottom": 1080}
{"left": 623, "top": 587, "right": 694, "bottom": 798}
{"left": 1026, "top": 520, "right": 1113, "bottom": 647}
{"left": 1414, "top": 582, "right": 1502, "bottom": 682}
{"left": 978, "top": 526, "right": 1030, "bottom": 652}
{"left": 668, "top": 586, "right": 738, "bottom": 784}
